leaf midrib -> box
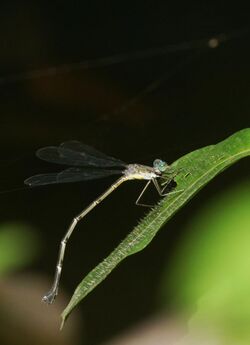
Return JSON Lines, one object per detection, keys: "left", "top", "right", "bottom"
{"left": 128, "top": 148, "right": 250, "bottom": 249}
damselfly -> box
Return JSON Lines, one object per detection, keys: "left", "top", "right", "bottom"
{"left": 25, "top": 141, "right": 178, "bottom": 303}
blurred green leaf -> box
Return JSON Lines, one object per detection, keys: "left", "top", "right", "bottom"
{"left": 62, "top": 128, "right": 250, "bottom": 327}
{"left": 161, "top": 181, "right": 250, "bottom": 344}
{"left": 0, "top": 222, "right": 39, "bottom": 275}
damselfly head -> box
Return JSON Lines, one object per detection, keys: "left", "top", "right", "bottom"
{"left": 153, "top": 159, "right": 168, "bottom": 173}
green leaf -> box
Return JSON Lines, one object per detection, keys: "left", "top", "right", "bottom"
{"left": 61, "top": 128, "right": 250, "bottom": 327}
{"left": 0, "top": 222, "right": 40, "bottom": 275}
{"left": 160, "top": 181, "right": 250, "bottom": 344}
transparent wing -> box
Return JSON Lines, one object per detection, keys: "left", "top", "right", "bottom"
{"left": 60, "top": 141, "right": 123, "bottom": 161}
{"left": 36, "top": 141, "right": 126, "bottom": 168}
{"left": 24, "top": 167, "right": 123, "bottom": 186}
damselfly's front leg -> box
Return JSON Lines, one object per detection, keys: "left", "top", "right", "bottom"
{"left": 152, "top": 178, "right": 183, "bottom": 196}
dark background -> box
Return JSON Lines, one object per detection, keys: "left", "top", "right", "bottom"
{"left": 0, "top": 2, "right": 249, "bottom": 344}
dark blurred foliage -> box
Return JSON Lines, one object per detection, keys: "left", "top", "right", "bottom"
{"left": 0, "top": 2, "right": 249, "bottom": 344}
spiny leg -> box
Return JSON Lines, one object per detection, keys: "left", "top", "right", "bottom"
{"left": 135, "top": 177, "right": 183, "bottom": 209}
{"left": 135, "top": 180, "right": 153, "bottom": 207}
{"left": 152, "top": 178, "right": 184, "bottom": 197}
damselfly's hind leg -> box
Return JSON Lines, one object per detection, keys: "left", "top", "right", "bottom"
{"left": 135, "top": 180, "right": 153, "bottom": 207}
{"left": 135, "top": 177, "right": 184, "bottom": 208}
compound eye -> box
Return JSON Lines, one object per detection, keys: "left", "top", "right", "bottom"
{"left": 153, "top": 159, "right": 168, "bottom": 172}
